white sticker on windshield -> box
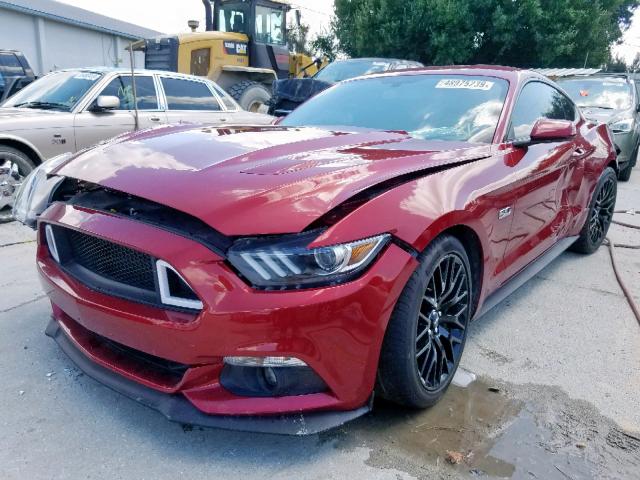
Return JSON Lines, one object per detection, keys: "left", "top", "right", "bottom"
{"left": 73, "top": 72, "right": 100, "bottom": 81}
{"left": 435, "top": 79, "right": 494, "bottom": 90}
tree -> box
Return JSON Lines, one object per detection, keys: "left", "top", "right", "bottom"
{"left": 331, "top": 0, "right": 639, "bottom": 67}
{"left": 288, "top": 22, "right": 311, "bottom": 55}
{"left": 310, "top": 30, "right": 340, "bottom": 61}
{"left": 606, "top": 54, "right": 629, "bottom": 71}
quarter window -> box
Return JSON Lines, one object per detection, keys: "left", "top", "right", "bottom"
{"left": 210, "top": 82, "right": 238, "bottom": 110}
{"left": 161, "top": 77, "right": 220, "bottom": 111}
{"left": 98, "top": 76, "right": 158, "bottom": 110}
{"left": 509, "top": 82, "right": 576, "bottom": 139}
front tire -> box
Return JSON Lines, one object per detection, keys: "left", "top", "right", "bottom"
{"left": 0, "top": 146, "right": 36, "bottom": 223}
{"left": 570, "top": 166, "right": 617, "bottom": 254}
{"left": 228, "top": 81, "right": 272, "bottom": 113}
{"left": 377, "top": 235, "right": 472, "bottom": 408}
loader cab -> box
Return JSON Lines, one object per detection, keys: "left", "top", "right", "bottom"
{"left": 214, "top": 0, "right": 290, "bottom": 78}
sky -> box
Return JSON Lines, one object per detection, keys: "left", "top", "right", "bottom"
{"left": 57, "top": 0, "right": 640, "bottom": 64}
{"left": 56, "top": 0, "right": 334, "bottom": 38}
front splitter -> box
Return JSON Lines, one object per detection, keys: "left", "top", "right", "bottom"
{"left": 45, "top": 318, "right": 371, "bottom": 435}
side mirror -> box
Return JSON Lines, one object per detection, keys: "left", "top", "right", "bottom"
{"left": 91, "top": 95, "right": 120, "bottom": 112}
{"left": 513, "top": 118, "right": 576, "bottom": 147}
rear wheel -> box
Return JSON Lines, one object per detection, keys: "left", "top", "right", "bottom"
{"left": 0, "top": 146, "right": 36, "bottom": 223}
{"left": 570, "top": 167, "right": 617, "bottom": 254}
{"left": 228, "top": 81, "right": 272, "bottom": 113}
{"left": 377, "top": 235, "right": 472, "bottom": 408}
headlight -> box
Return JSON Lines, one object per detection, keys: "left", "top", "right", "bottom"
{"left": 227, "top": 230, "right": 391, "bottom": 289}
{"left": 12, "top": 153, "right": 70, "bottom": 229}
{"left": 609, "top": 116, "right": 634, "bottom": 133}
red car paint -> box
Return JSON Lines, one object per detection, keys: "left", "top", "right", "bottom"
{"left": 37, "top": 67, "right": 616, "bottom": 419}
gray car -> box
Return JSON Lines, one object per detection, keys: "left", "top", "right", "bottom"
{"left": 556, "top": 73, "right": 639, "bottom": 181}
{"left": 0, "top": 67, "right": 273, "bottom": 221}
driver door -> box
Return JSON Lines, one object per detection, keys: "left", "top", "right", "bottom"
{"left": 497, "top": 81, "right": 580, "bottom": 284}
{"left": 73, "top": 75, "right": 167, "bottom": 150}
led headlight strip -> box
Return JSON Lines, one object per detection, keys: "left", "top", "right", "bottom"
{"left": 228, "top": 230, "right": 390, "bottom": 289}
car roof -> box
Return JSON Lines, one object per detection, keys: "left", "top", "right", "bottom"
{"left": 556, "top": 73, "right": 632, "bottom": 82}
{"left": 50, "top": 66, "right": 210, "bottom": 80}
{"left": 344, "top": 64, "right": 542, "bottom": 84}
{"left": 334, "top": 57, "right": 421, "bottom": 64}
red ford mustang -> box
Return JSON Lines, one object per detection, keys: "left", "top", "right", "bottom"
{"left": 14, "top": 66, "right": 617, "bottom": 434}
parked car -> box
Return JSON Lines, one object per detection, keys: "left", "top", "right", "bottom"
{"left": 0, "top": 49, "right": 36, "bottom": 102}
{"left": 556, "top": 73, "right": 638, "bottom": 181}
{"left": 14, "top": 66, "right": 617, "bottom": 434}
{"left": 0, "top": 67, "right": 273, "bottom": 222}
{"left": 269, "top": 57, "right": 423, "bottom": 116}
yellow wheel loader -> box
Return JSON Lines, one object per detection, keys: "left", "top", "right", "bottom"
{"left": 136, "top": 0, "right": 322, "bottom": 112}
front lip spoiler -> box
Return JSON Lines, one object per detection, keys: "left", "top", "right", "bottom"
{"left": 45, "top": 317, "right": 371, "bottom": 435}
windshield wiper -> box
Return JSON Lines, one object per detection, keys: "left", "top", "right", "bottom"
{"left": 14, "top": 101, "right": 68, "bottom": 110}
{"left": 577, "top": 104, "right": 614, "bottom": 110}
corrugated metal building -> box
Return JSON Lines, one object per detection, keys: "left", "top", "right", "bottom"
{"left": 0, "top": 0, "right": 162, "bottom": 76}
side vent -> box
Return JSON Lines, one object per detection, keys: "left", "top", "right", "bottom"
{"left": 156, "top": 260, "right": 203, "bottom": 310}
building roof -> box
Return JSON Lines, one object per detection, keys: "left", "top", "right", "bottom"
{"left": 0, "top": 0, "right": 162, "bottom": 40}
{"left": 533, "top": 68, "right": 603, "bottom": 77}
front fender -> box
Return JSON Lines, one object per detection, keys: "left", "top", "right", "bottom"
{"left": 0, "top": 134, "right": 45, "bottom": 163}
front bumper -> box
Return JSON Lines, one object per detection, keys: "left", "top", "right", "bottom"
{"left": 613, "top": 131, "right": 637, "bottom": 168}
{"left": 45, "top": 317, "right": 371, "bottom": 435}
{"left": 37, "top": 203, "right": 417, "bottom": 430}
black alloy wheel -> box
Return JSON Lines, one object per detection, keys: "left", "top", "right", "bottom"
{"left": 377, "top": 234, "right": 472, "bottom": 408}
{"left": 416, "top": 253, "right": 469, "bottom": 391}
{"left": 571, "top": 167, "right": 617, "bottom": 254}
{"left": 588, "top": 175, "right": 616, "bottom": 246}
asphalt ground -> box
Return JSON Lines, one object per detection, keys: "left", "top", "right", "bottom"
{"left": 1, "top": 169, "right": 638, "bottom": 479}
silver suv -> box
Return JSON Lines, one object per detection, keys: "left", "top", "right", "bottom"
{"left": 0, "top": 67, "right": 273, "bottom": 221}
{"left": 557, "top": 73, "right": 638, "bottom": 181}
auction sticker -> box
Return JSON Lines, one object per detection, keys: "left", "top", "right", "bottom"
{"left": 436, "top": 79, "right": 494, "bottom": 90}
{"left": 73, "top": 72, "right": 101, "bottom": 81}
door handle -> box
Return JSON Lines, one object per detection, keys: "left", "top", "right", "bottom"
{"left": 150, "top": 116, "right": 161, "bottom": 122}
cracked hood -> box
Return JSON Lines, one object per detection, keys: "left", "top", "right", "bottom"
{"left": 57, "top": 124, "right": 489, "bottom": 235}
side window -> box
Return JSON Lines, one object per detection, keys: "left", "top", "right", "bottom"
{"left": 190, "top": 48, "right": 210, "bottom": 77}
{"left": 98, "top": 76, "right": 158, "bottom": 110}
{"left": 509, "top": 82, "right": 576, "bottom": 139}
{"left": 255, "top": 6, "right": 285, "bottom": 45}
{"left": 0, "top": 53, "right": 24, "bottom": 77}
{"left": 161, "top": 77, "right": 221, "bottom": 111}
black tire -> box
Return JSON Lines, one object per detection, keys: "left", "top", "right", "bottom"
{"left": 377, "top": 234, "right": 472, "bottom": 408}
{"left": 0, "top": 146, "right": 36, "bottom": 223}
{"left": 227, "top": 81, "right": 272, "bottom": 113}
{"left": 570, "top": 167, "right": 617, "bottom": 254}
{"left": 618, "top": 142, "right": 638, "bottom": 182}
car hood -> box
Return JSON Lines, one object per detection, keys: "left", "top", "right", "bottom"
{"left": 579, "top": 107, "right": 628, "bottom": 125}
{"left": 0, "top": 107, "right": 63, "bottom": 119}
{"left": 0, "top": 107, "right": 70, "bottom": 132}
{"left": 57, "top": 124, "right": 490, "bottom": 236}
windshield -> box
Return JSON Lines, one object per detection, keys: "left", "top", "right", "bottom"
{"left": 3, "top": 70, "right": 102, "bottom": 111}
{"left": 314, "top": 60, "right": 393, "bottom": 83}
{"left": 281, "top": 74, "right": 509, "bottom": 144}
{"left": 557, "top": 77, "right": 633, "bottom": 110}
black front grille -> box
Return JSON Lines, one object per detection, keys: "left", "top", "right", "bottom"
{"left": 47, "top": 225, "right": 201, "bottom": 312}
{"left": 66, "top": 229, "right": 156, "bottom": 292}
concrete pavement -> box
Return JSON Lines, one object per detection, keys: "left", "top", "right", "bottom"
{"left": 1, "top": 170, "right": 638, "bottom": 479}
